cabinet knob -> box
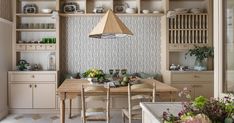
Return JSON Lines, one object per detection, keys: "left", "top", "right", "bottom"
{"left": 34, "top": 85, "right": 37, "bottom": 88}
{"left": 29, "top": 84, "right": 32, "bottom": 88}
{"left": 194, "top": 75, "right": 199, "bottom": 78}
{"left": 32, "top": 75, "right": 35, "bottom": 78}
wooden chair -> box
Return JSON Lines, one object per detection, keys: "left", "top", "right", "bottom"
{"left": 81, "top": 84, "right": 110, "bottom": 123}
{"left": 122, "top": 82, "right": 156, "bottom": 123}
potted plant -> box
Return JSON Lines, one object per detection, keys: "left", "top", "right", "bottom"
{"left": 82, "top": 68, "right": 105, "bottom": 83}
{"left": 185, "top": 45, "right": 214, "bottom": 71}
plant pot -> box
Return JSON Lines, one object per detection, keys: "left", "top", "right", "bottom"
{"left": 194, "top": 58, "right": 207, "bottom": 71}
{"left": 224, "top": 117, "right": 233, "bottom": 123}
{"left": 87, "top": 78, "right": 98, "bottom": 84}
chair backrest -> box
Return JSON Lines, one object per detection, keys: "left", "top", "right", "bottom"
{"left": 81, "top": 84, "right": 110, "bottom": 123}
{"left": 128, "top": 82, "right": 156, "bottom": 120}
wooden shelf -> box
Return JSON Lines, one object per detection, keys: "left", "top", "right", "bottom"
{"left": 175, "top": 13, "right": 208, "bottom": 15}
{"left": 59, "top": 13, "right": 165, "bottom": 17}
{"left": 169, "top": 29, "right": 208, "bottom": 30}
{"left": 19, "top": 0, "right": 56, "bottom": 1}
{"left": 16, "top": 29, "right": 56, "bottom": 32}
{"left": 16, "top": 13, "right": 53, "bottom": 17}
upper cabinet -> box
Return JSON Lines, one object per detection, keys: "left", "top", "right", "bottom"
{"left": 59, "top": 0, "right": 166, "bottom": 16}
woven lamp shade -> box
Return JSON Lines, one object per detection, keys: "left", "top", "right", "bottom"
{"left": 89, "top": 9, "right": 133, "bottom": 39}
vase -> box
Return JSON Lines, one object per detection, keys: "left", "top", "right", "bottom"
{"left": 224, "top": 118, "right": 233, "bottom": 123}
{"left": 194, "top": 58, "right": 207, "bottom": 71}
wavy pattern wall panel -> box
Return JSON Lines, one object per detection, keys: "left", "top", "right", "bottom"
{"left": 61, "top": 16, "right": 161, "bottom": 74}
{"left": 0, "top": 0, "right": 12, "bottom": 21}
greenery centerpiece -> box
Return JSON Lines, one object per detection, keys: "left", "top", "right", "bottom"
{"left": 163, "top": 88, "right": 234, "bottom": 123}
{"left": 82, "top": 68, "right": 105, "bottom": 83}
{"left": 185, "top": 45, "right": 214, "bottom": 71}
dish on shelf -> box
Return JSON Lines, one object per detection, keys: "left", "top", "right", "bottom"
{"left": 93, "top": 7, "right": 105, "bottom": 13}
{"left": 114, "top": 3, "right": 129, "bottom": 13}
{"left": 23, "top": 4, "right": 38, "bottom": 14}
{"left": 63, "top": 2, "right": 79, "bottom": 13}
{"left": 174, "top": 8, "right": 188, "bottom": 13}
{"left": 153, "top": 11, "right": 161, "bottom": 14}
{"left": 41, "top": 9, "right": 53, "bottom": 14}
{"left": 125, "top": 8, "right": 136, "bottom": 14}
{"left": 142, "top": 10, "right": 150, "bottom": 14}
{"left": 190, "top": 8, "right": 204, "bottom": 14}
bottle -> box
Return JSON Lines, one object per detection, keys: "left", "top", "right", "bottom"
{"left": 48, "top": 53, "right": 56, "bottom": 70}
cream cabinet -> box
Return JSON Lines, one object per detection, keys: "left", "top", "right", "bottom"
{"left": 170, "top": 71, "right": 214, "bottom": 100}
{"left": 33, "top": 84, "right": 56, "bottom": 108}
{"left": 8, "top": 71, "right": 57, "bottom": 109}
{"left": 10, "top": 84, "right": 33, "bottom": 108}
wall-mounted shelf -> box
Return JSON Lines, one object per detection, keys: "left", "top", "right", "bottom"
{"left": 16, "top": 29, "right": 56, "bottom": 32}
{"left": 16, "top": 13, "right": 53, "bottom": 17}
{"left": 59, "top": 13, "right": 165, "bottom": 17}
{"left": 16, "top": 44, "right": 56, "bottom": 52}
{"left": 59, "top": 0, "right": 166, "bottom": 16}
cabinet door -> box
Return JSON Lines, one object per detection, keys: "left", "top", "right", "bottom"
{"left": 10, "top": 84, "right": 33, "bottom": 108}
{"left": 33, "top": 84, "right": 56, "bottom": 108}
{"left": 194, "top": 84, "right": 214, "bottom": 99}
{"left": 171, "top": 84, "right": 195, "bottom": 101}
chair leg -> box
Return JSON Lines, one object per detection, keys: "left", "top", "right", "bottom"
{"left": 122, "top": 112, "right": 125, "bottom": 123}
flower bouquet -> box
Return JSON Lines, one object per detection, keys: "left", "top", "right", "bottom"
{"left": 163, "top": 88, "right": 234, "bottom": 123}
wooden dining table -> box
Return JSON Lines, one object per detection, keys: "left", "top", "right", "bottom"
{"left": 57, "top": 79, "right": 178, "bottom": 123}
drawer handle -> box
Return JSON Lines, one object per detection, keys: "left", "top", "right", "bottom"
{"left": 32, "top": 75, "right": 35, "bottom": 78}
{"left": 192, "top": 85, "right": 202, "bottom": 88}
{"left": 194, "top": 75, "right": 199, "bottom": 78}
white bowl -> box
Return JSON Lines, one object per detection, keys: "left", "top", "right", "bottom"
{"left": 125, "top": 8, "right": 136, "bottom": 14}
{"left": 41, "top": 9, "right": 53, "bottom": 14}
{"left": 142, "top": 10, "right": 150, "bottom": 14}
{"left": 153, "top": 11, "right": 160, "bottom": 14}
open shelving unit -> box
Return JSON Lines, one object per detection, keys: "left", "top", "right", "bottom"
{"left": 59, "top": 0, "right": 166, "bottom": 16}
{"left": 9, "top": 0, "right": 60, "bottom": 110}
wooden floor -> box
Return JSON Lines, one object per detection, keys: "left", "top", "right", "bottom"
{"left": 0, "top": 111, "right": 141, "bottom": 123}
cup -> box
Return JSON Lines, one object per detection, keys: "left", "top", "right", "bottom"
{"left": 29, "top": 23, "right": 34, "bottom": 29}
{"left": 52, "top": 38, "right": 56, "bottom": 43}
{"left": 40, "top": 23, "right": 45, "bottom": 29}
{"left": 34, "top": 23, "right": 40, "bottom": 29}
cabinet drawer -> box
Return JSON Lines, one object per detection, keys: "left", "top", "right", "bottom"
{"left": 26, "top": 45, "right": 36, "bottom": 50}
{"left": 171, "top": 72, "right": 213, "bottom": 82}
{"left": 16, "top": 45, "right": 26, "bottom": 50}
{"left": 193, "top": 73, "right": 213, "bottom": 82}
{"left": 171, "top": 73, "right": 195, "bottom": 82}
{"left": 46, "top": 45, "right": 56, "bottom": 50}
{"left": 36, "top": 45, "right": 46, "bottom": 50}
{"left": 9, "top": 73, "right": 56, "bottom": 82}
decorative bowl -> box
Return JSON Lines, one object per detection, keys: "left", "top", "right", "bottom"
{"left": 126, "top": 8, "right": 136, "bottom": 14}
{"left": 142, "top": 9, "right": 150, "bottom": 14}
{"left": 41, "top": 9, "right": 53, "bottom": 14}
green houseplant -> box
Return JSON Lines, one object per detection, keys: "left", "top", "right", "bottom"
{"left": 82, "top": 68, "right": 105, "bottom": 82}
{"left": 185, "top": 45, "right": 214, "bottom": 71}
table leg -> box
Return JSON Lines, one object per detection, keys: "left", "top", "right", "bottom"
{"left": 69, "top": 99, "right": 72, "bottom": 119}
{"left": 60, "top": 99, "right": 65, "bottom": 123}
{"left": 170, "top": 91, "right": 173, "bottom": 102}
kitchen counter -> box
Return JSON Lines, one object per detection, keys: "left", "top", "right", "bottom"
{"left": 140, "top": 102, "right": 182, "bottom": 123}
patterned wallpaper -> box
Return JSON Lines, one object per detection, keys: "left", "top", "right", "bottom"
{"left": 0, "top": 0, "right": 12, "bottom": 21}
{"left": 60, "top": 16, "right": 161, "bottom": 74}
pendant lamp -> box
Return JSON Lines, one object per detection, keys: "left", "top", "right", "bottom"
{"left": 89, "top": 9, "right": 133, "bottom": 39}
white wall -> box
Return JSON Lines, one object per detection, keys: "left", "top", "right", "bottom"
{"left": 0, "top": 18, "right": 12, "bottom": 120}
